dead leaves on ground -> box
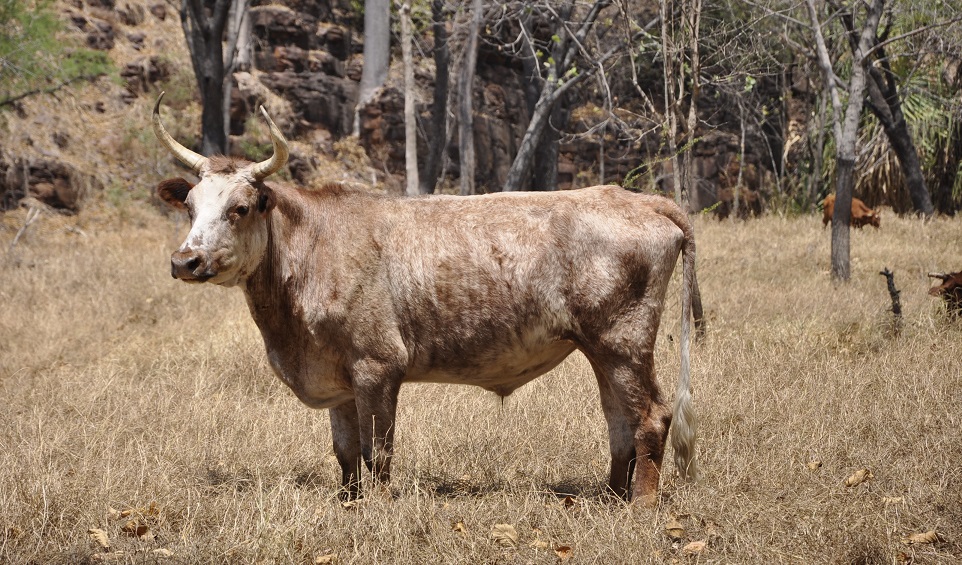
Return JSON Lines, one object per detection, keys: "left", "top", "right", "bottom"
{"left": 664, "top": 515, "right": 712, "bottom": 557}
{"left": 485, "top": 522, "right": 575, "bottom": 559}
{"left": 87, "top": 502, "right": 173, "bottom": 559}
{"left": 844, "top": 468, "right": 874, "bottom": 488}
{"left": 901, "top": 530, "right": 942, "bottom": 545}
{"left": 490, "top": 523, "right": 519, "bottom": 547}
{"left": 87, "top": 528, "right": 110, "bottom": 551}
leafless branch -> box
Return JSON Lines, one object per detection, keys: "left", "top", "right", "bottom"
{"left": 8, "top": 207, "right": 41, "bottom": 253}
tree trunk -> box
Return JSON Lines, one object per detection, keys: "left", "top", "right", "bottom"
{"left": 531, "top": 96, "right": 571, "bottom": 191}
{"left": 399, "top": 0, "right": 419, "bottom": 196}
{"left": 831, "top": 158, "right": 854, "bottom": 281}
{"left": 864, "top": 62, "right": 935, "bottom": 216}
{"left": 805, "top": 0, "right": 884, "bottom": 281}
{"left": 419, "top": 0, "right": 449, "bottom": 194}
{"left": 180, "top": 0, "right": 248, "bottom": 156}
{"left": 661, "top": 0, "right": 682, "bottom": 204}
{"left": 182, "top": 0, "right": 228, "bottom": 155}
{"left": 458, "top": 0, "right": 483, "bottom": 195}
{"left": 354, "top": 0, "right": 391, "bottom": 135}
{"left": 679, "top": 0, "right": 701, "bottom": 209}
{"left": 503, "top": 82, "right": 558, "bottom": 191}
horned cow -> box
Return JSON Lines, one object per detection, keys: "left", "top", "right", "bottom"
{"left": 151, "top": 93, "right": 704, "bottom": 505}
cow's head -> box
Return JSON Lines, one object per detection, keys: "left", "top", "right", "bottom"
{"left": 153, "top": 92, "right": 288, "bottom": 287}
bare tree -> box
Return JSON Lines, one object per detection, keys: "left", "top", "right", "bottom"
{"left": 839, "top": 11, "right": 935, "bottom": 216}
{"left": 398, "top": 0, "right": 419, "bottom": 195}
{"left": 679, "top": 0, "right": 702, "bottom": 209}
{"left": 458, "top": 0, "right": 483, "bottom": 195}
{"left": 420, "top": 0, "right": 450, "bottom": 194}
{"left": 805, "top": 0, "right": 884, "bottom": 281}
{"left": 180, "top": 0, "right": 251, "bottom": 156}
{"left": 502, "top": 0, "right": 617, "bottom": 192}
{"left": 355, "top": 0, "right": 391, "bottom": 136}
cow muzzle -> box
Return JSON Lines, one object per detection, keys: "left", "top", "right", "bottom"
{"left": 170, "top": 248, "right": 216, "bottom": 282}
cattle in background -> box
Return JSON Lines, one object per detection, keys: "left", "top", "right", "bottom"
{"left": 928, "top": 271, "right": 962, "bottom": 318}
{"left": 822, "top": 194, "right": 880, "bottom": 229}
{"left": 151, "top": 93, "right": 704, "bottom": 505}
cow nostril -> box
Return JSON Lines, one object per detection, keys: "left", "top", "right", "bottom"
{"left": 186, "top": 256, "right": 201, "bottom": 271}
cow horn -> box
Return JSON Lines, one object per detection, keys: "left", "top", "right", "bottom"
{"left": 250, "top": 106, "right": 289, "bottom": 181}
{"left": 152, "top": 92, "right": 207, "bottom": 173}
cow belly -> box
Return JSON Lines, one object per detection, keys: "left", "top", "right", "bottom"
{"left": 408, "top": 340, "right": 577, "bottom": 396}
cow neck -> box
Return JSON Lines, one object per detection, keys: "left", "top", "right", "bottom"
{"left": 243, "top": 189, "right": 307, "bottom": 331}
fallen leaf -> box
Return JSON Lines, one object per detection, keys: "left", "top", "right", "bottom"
{"left": 121, "top": 519, "right": 151, "bottom": 539}
{"left": 844, "top": 468, "right": 873, "bottom": 487}
{"left": 451, "top": 521, "right": 466, "bottom": 534}
{"left": 152, "top": 549, "right": 174, "bottom": 558}
{"left": 562, "top": 496, "right": 575, "bottom": 509}
{"left": 315, "top": 553, "right": 337, "bottom": 564}
{"left": 88, "top": 528, "right": 110, "bottom": 551}
{"left": 555, "top": 545, "right": 573, "bottom": 560}
{"left": 665, "top": 518, "right": 686, "bottom": 540}
{"left": 882, "top": 496, "right": 905, "bottom": 505}
{"left": 119, "top": 509, "right": 133, "bottom": 518}
{"left": 683, "top": 540, "right": 707, "bottom": 554}
{"left": 106, "top": 508, "right": 123, "bottom": 521}
{"left": 490, "top": 523, "right": 519, "bottom": 547}
{"left": 807, "top": 460, "right": 822, "bottom": 470}
{"left": 529, "top": 539, "right": 549, "bottom": 549}
{"left": 901, "top": 530, "right": 940, "bottom": 545}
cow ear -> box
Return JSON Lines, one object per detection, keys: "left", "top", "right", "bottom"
{"left": 257, "top": 185, "right": 275, "bottom": 214}
{"left": 158, "top": 178, "right": 193, "bottom": 210}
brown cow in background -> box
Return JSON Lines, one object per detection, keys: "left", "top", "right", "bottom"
{"left": 822, "top": 194, "right": 880, "bottom": 229}
{"left": 929, "top": 271, "right": 962, "bottom": 318}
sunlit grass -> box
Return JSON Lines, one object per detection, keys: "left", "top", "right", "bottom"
{"left": 1, "top": 207, "right": 960, "bottom": 563}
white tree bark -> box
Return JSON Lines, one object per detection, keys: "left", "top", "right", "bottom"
{"left": 399, "top": 0, "right": 419, "bottom": 195}
{"left": 354, "top": 0, "right": 391, "bottom": 136}
{"left": 804, "top": 0, "right": 885, "bottom": 281}
{"left": 458, "top": 0, "right": 483, "bottom": 196}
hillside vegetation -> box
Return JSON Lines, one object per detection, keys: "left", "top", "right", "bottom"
{"left": 1, "top": 206, "right": 960, "bottom": 563}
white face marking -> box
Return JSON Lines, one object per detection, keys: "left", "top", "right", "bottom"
{"left": 178, "top": 166, "right": 268, "bottom": 287}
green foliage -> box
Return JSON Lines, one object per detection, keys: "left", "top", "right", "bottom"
{"left": 0, "top": 0, "right": 113, "bottom": 106}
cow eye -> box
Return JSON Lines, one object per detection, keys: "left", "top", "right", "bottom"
{"left": 235, "top": 205, "right": 249, "bottom": 217}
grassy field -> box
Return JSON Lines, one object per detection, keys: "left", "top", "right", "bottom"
{"left": 1, "top": 204, "right": 960, "bottom": 564}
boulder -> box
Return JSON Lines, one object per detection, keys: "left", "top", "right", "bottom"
{"left": 260, "top": 71, "right": 358, "bottom": 137}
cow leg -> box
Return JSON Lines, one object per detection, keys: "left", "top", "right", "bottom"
{"left": 352, "top": 361, "right": 403, "bottom": 485}
{"left": 589, "top": 351, "right": 672, "bottom": 505}
{"left": 329, "top": 401, "right": 363, "bottom": 501}
{"left": 591, "top": 367, "right": 636, "bottom": 499}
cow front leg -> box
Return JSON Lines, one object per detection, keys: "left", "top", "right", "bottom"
{"left": 351, "top": 360, "right": 402, "bottom": 485}
{"left": 329, "top": 401, "right": 363, "bottom": 501}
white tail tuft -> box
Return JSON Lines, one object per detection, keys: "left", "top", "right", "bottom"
{"left": 670, "top": 229, "right": 698, "bottom": 481}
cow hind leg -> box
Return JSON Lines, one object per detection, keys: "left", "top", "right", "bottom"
{"left": 589, "top": 352, "right": 672, "bottom": 505}
{"left": 593, "top": 372, "right": 636, "bottom": 499}
{"left": 329, "top": 401, "right": 363, "bottom": 500}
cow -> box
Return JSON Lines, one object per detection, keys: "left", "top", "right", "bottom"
{"left": 928, "top": 271, "right": 962, "bottom": 318}
{"left": 151, "top": 93, "right": 703, "bottom": 505}
{"left": 822, "top": 194, "right": 880, "bottom": 229}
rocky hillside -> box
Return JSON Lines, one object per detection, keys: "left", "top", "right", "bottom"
{"left": 0, "top": 0, "right": 769, "bottom": 215}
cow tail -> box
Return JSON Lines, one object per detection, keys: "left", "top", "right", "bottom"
{"left": 670, "top": 223, "right": 699, "bottom": 481}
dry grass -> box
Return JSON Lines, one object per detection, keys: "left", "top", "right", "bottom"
{"left": 1, "top": 207, "right": 960, "bottom": 564}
